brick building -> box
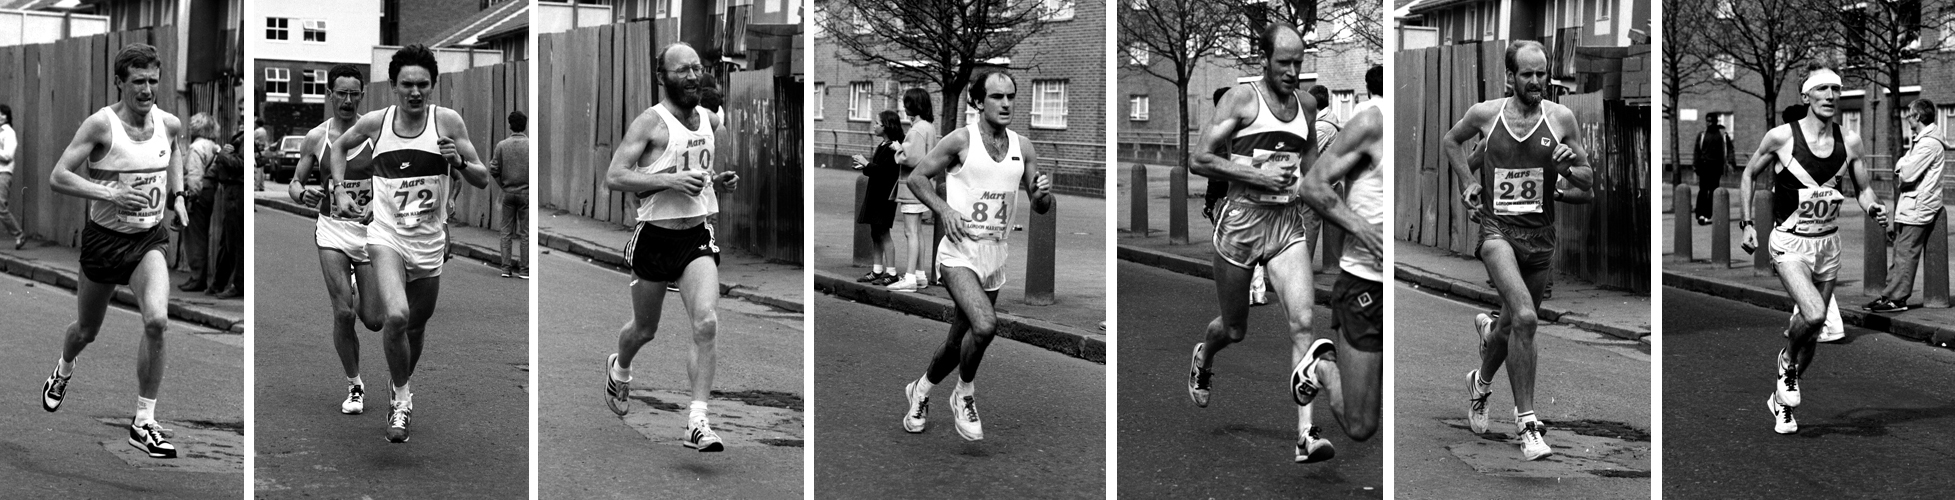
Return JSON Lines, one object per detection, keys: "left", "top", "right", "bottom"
{"left": 811, "top": 0, "right": 1106, "bottom": 196}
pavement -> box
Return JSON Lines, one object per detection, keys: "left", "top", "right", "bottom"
{"left": 254, "top": 182, "right": 525, "bottom": 277}
{"left": 0, "top": 271, "right": 243, "bottom": 497}
{"left": 1663, "top": 184, "right": 1955, "bottom": 344}
{"left": 1116, "top": 262, "right": 1382, "bottom": 498}
{"left": 812, "top": 292, "right": 1104, "bottom": 499}
{"left": 1397, "top": 282, "right": 1650, "bottom": 498}
{"left": 809, "top": 166, "right": 1106, "bottom": 363}
{"left": 1117, "top": 162, "right": 1651, "bottom": 343}
{"left": 536, "top": 208, "right": 804, "bottom": 314}
{"left": 1664, "top": 286, "right": 1955, "bottom": 498}
{"left": 538, "top": 251, "right": 804, "bottom": 499}
{"left": 0, "top": 221, "right": 244, "bottom": 335}
{"left": 250, "top": 208, "right": 528, "bottom": 498}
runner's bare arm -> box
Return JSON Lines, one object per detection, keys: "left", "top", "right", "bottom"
{"left": 1843, "top": 132, "right": 1884, "bottom": 220}
{"left": 1300, "top": 105, "right": 1382, "bottom": 254}
{"left": 1020, "top": 136, "right": 1054, "bottom": 214}
{"left": 1550, "top": 106, "right": 1593, "bottom": 191}
{"left": 1738, "top": 126, "right": 1788, "bottom": 222}
{"left": 1188, "top": 85, "right": 1288, "bottom": 191}
{"left": 47, "top": 114, "right": 131, "bottom": 205}
{"left": 290, "top": 126, "right": 329, "bottom": 205}
{"left": 1442, "top": 101, "right": 1498, "bottom": 207}
{"left": 437, "top": 109, "right": 491, "bottom": 189}
{"left": 328, "top": 110, "right": 384, "bottom": 193}
{"left": 604, "top": 110, "right": 703, "bottom": 195}
{"left": 705, "top": 109, "right": 738, "bottom": 191}
{"left": 907, "top": 128, "right": 971, "bottom": 241}
{"left": 164, "top": 114, "right": 188, "bottom": 224}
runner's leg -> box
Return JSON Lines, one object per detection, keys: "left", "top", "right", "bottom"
{"left": 401, "top": 276, "right": 440, "bottom": 375}
{"left": 319, "top": 249, "right": 361, "bottom": 378}
{"left": 1475, "top": 240, "right": 1536, "bottom": 414}
{"left": 130, "top": 250, "right": 171, "bottom": 400}
{"left": 1266, "top": 245, "right": 1319, "bottom": 437}
{"left": 616, "top": 278, "right": 669, "bottom": 370}
{"left": 63, "top": 277, "right": 119, "bottom": 364}
{"left": 353, "top": 262, "right": 383, "bottom": 332}
{"left": 369, "top": 246, "right": 415, "bottom": 388}
{"left": 920, "top": 267, "right": 984, "bottom": 384}
{"left": 1510, "top": 259, "right": 1551, "bottom": 416}
{"left": 1319, "top": 280, "right": 1382, "bottom": 441}
{"left": 1202, "top": 253, "right": 1255, "bottom": 369}
{"left": 676, "top": 256, "right": 719, "bottom": 404}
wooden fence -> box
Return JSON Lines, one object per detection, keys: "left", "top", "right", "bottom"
{"left": 0, "top": 28, "right": 237, "bottom": 249}
{"left": 1395, "top": 42, "right": 1651, "bottom": 292}
{"left": 358, "top": 60, "right": 529, "bottom": 234}
{"left": 538, "top": 20, "right": 803, "bottom": 264}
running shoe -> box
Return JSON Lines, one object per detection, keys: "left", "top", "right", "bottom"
{"left": 385, "top": 401, "right": 412, "bottom": 443}
{"left": 605, "top": 353, "right": 631, "bottom": 416}
{"left": 1465, "top": 369, "right": 1491, "bottom": 434}
{"left": 902, "top": 380, "right": 930, "bottom": 433}
{"left": 1768, "top": 394, "right": 1798, "bottom": 434}
{"left": 887, "top": 274, "right": 922, "bottom": 293}
{"left": 685, "top": 415, "right": 725, "bottom": 452}
{"left": 1188, "top": 343, "right": 1212, "bottom": 408}
{"left": 1291, "top": 338, "right": 1336, "bottom": 406}
{"left": 341, "top": 384, "right": 365, "bottom": 415}
{"left": 1775, "top": 349, "right": 1800, "bottom": 408}
{"left": 40, "top": 363, "right": 70, "bottom": 413}
{"left": 127, "top": 419, "right": 177, "bottom": 459}
{"left": 1475, "top": 312, "right": 1495, "bottom": 346}
{"left": 1864, "top": 298, "right": 1907, "bottom": 314}
{"left": 1518, "top": 419, "right": 1553, "bottom": 461}
{"left": 515, "top": 268, "right": 530, "bottom": 280}
{"left": 857, "top": 271, "right": 881, "bottom": 283}
{"left": 951, "top": 388, "right": 984, "bottom": 441}
{"left": 1294, "top": 425, "right": 1336, "bottom": 463}
{"left": 873, "top": 273, "right": 901, "bottom": 286}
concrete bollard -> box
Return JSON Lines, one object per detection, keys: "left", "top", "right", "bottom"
{"left": 1928, "top": 209, "right": 1950, "bottom": 308}
{"left": 1674, "top": 183, "right": 1692, "bottom": 258}
{"left": 1129, "top": 164, "right": 1149, "bottom": 236}
{"left": 854, "top": 176, "right": 872, "bottom": 267}
{"left": 1752, "top": 189, "right": 1773, "bottom": 272}
{"left": 1865, "top": 207, "right": 1888, "bottom": 298}
{"left": 1169, "top": 166, "right": 1189, "bottom": 245}
{"left": 1025, "top": 194, "right": 1057, "bottom": 305}
{"left": 1712, "top": 188, "right": 1731, "bottom": 265}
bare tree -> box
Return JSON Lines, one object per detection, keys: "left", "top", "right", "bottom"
{"left": 814, "top": 0, "right": 1060, "bottom": 128}
{"left": 1708, "top": 0, "right": 1829, "bottom": 135}
{"left": 1219, "top": 0, "right": 1382, "bottom": 65}
{"left": 1804, "top": 0, "right": 1955, "bottom": 159}
{"left": 1663, "top": 0, "right": 1719, "bottom": 181}
{"left": 1118, "top": 0, "right": 1241, "bottom": 171}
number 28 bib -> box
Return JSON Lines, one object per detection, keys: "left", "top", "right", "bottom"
{"left": 1231, "top": 149, "right": 1300, "bottom": 204}
{"left": 1786, "top": 187, "right": 1845, "bottom": 235}
{"left": 1492, "top": 167, "right": 1545, "bottom": 216}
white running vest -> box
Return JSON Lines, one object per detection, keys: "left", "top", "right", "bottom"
{"left": 1340, "top": 98, "right": 1385, "bottom": 282}
{"left": 315, "top": 122, "right": 375, "bottom": 222}
{"left": 369, "top": 106, "right": 451, "bottom": 238}
{"left": 635, "top": 105, "right": 718, "bottom": 222}
{"left": 949, "top": 124, "right": 1025, "bottom": 241}
{"left": 86, "top": 106, "right": 174, "bottom": 233}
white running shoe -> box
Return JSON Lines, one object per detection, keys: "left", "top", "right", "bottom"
{"left": 1475, "top": 313, "right": 1495, "bottom": 345}
{"left": 1294, "top": 425, "right": 1336, "bottom": 463}
{"left": 1465, "top": 369, "right": 1491, "bottom": 434}
{"left": 1518, "top": 420, "right": 1553, "bottom": 461}
{"left": 127, "top": 419, "right": 177, "bottom": 459}
{"left": 887, "top": 274, "right": 922, "bottom": 293}
{"left": 901, "top": 380, "right": 929, "bottom": 433}
{"left": 951, "top": 387, "right": 983, "bottom": 441}
{"left": 1188, "top": 343, "right": 1212, "bottom": 408}
{"left": 605, "top": 353, "right": 631, "bottom": 416}
{"left": 685, "top": 415, "right": 725, "bottom": 452}
{"left": 1291, "top": 338, "right": 1336, "bottom": 406}
{"left": 341, "top": 384, "right": 365, "bottom": 415}
{"left": 1775, "top": 349, "right": 1801, "bottom": 408}
{"left": 1768, "top": 394, "right": 1798, "bottom": 434}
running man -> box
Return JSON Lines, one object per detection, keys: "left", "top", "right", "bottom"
{"left": 40, "top": 43, "right": 189, "bottom": 459}
{"left": 1183, "top": 22, "right": 1335, "bottom": 463}
{"left": 1292, "top": 65, "right": 1386, "bottom": 445}
{"left": 1737, "top": 66, "right": 1883, "bottom": 435}
{"left": 1442, "top": 40, "right": 1593, "bottom": 461}
{"left": 600, "top": 42, "right": 740, "bottom": 452}
{"left": 290, "top": 63, "right": 382, "bottom": 416}
{"left": 326, "top": 45, "right": 494, "bottom": 443}
{"left": 896, "top": 67, "right": 1056, "bottom": 442}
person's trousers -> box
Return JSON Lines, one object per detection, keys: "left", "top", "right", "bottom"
{"left": 0, "top": 172, "right": 22, "bottom": 237}
{"left": 500, "top": 191, "right": 528, "bottom": 271}
{"left": 181, "top": 186, "right": 213, "bottom": 284}
{"left": 1693, "top": 166, "right": 1722, "bottom": 220}
{"left": 209, "top": 182, "right": 244, "bottom": 291}
{"left": 1882, "top": 219, "right": 1937, "bottom": 303}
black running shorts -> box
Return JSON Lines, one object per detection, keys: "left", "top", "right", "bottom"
{"left": 624, "top": 221, "right": 720, "bottom": 283}
{"left": 1330, "top": 271, "right": 1383, "bottom": 352}
{"left": 79, "top": 221, "right": 169, "bottom": 286}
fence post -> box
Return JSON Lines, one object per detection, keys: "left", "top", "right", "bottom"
{"left": 1865, "top": 209, "right": 1888, "bottom": 298}
{"left": 1927, "top": 209, "right": 1950, "bottom": 308}
{"left": 1025, "top": 196, "right": 1057, "bottom": 305}
{"left": 1169, "top": 166, "right": 1188, "bottom": 244}
{"left": 1673, "top": 183, "right": 1692, "bottom": 257}
{"left": 1711, "top": 188, "right": 1730, "bottom": 265}
{"left": 1752, "top": 189, "right": 1773, "bottom": 273}
{"left": 853, "top": 176, "right": 871, "bottom": 267}
{"left": 1129, "top": 164, "right": 1149, "bottom": 235}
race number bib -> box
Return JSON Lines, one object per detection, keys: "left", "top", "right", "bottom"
{"left": 386, "top": 176, "right": 441, "bottom": 229}
{"left": 1231, "top": 149, "right": 1301, "bottom": 203}
{"left": 114, "top": 171, "right": 167, "bottom": 226}
{"left": 1789, "top": 187, "right": 1845, "bottom": 234}
{"left": 1492, "top": 168, "right": 1545, "bottom": 215}
{"left": 964, "top": 190, "right": 1014, "bottom": 239}
{"left": 332, "top": 179, "right": 373, "bottom": 220}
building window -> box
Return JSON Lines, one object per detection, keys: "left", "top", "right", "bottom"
{"left": 1332, "top": 90, "right": 1355, "bottom": 123}
{"left": 1842, "top": 110, "right": 1862, "bottom": 137}
{"left": 764, "top": 0, "right": 779, "bottom": 13}
{"left": 849, "top": 82, "right": 873, "bottom": 121}
{"left": 303, "top": 20, "right": 327, "bottom": 42}
{"left": 1595, "top": 0, "right": 1613, "bottom": 36}
{"left": 1713, "top": 55, "right": 1735, "bottom": 81}
{"left": 302, "top": 70, "right": 328, "bottom": 103}
{"left": 1030, "top": 79, "right": 1068, "bottom": 129}
{"left": 1041, "top": 0, "right": 1074, "bottom": 21}
{"left": 657, "top": 0, "right": 670, "bottom": 19}
{"left": 814, "top": 83, "right": 825, "bottom": 120}
{"left": 266, "top": 17, "right": 290, "bottom": 41}
{"left": 265, "top": 67, "right": 290, "bottom": 99}
{"left": 1941, "top": 106, "right": 1955, "bottom": 141}
{"left": 1129, "top": 95, "right": 1149, "bottom": 121}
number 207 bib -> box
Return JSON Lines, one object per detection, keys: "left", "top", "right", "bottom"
{"left": 1788, "top": 187, "right": 1845, "bottom": 235}
{"left": 1492, "top": 168, "right": 1545, "bottom": 215}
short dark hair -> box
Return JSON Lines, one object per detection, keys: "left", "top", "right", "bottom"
{"left": 327, "top": 63, "right": 365, "bottom": 88}
{"left": 113, "top": 43, "right": 161, "bottom": 82}
{"left": 0, "top": 104, "right": 11, "bottom": 128}
{"left": 1259, "top": 22, "right": 1299, "bottom": 58}
{"left": 966, "top": 69, "right": 1015, "bottom": 107}
{"left": 1365, "top": 66, "right": 1383, "bottom": 96}
{"left": 1781, "top": 104, "right": 1806, "bottom": 125}
{"left": 879, "top": 110, "right": 904, "bottom": 141}
{"left": 1308, "top": 85, "right": 1330, "bottom": 110}
{"left": 508, "top": 110, "right": 527, "bottom": 132}
{"left": 389, "top": 44, "right": 439, "bottom": 84}
{"left": 1212, "top": 87, "right": 1230, "bottom": 106}
{"left": 1505, "top": 40, "right": 1547, "bottom": 73}
{"left": 1912, "top": 99, "right": 1938, "bottom": 124}
{"left": 902, "top": 88, "right": 933, "bottom": 122}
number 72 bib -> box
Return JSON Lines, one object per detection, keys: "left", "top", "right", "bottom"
{"left": 1492, "top": 167, "right": 1545, "bottom": 215}
{"left": 378, "top": 175, "right": 443, "bottom": 229}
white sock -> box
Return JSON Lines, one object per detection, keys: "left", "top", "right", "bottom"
{"left": 1475, "top": 375, "right": 1493, "bottom": 394}
{"left": 955, "top": 379, "right": 974, "bottom": 396}
{"left": 872, "top": 264, "right": 885, "bottom": 274}
{"left": 610, "top": 357, "right": 631, "bottom": 382}
{"left": 135, "top": 397, "right": 156, "bottom": 424}
{"left": 689, "top": 400, "right": 709, "bottom": 421}
{"left": 55, "top": 358, "right": 73, "bottom": 378}
{"left": 914, "top": 376, "right": 935, "bottom": 396}
{"left": 392, "top": 383, "right": 412, "bottom": 405}
{"left": 1299, "top": 403, "right": 1314, "bottom": 433}
{"left": 1517, "top": 410, "right": 1538, "bottom": 425}
{"left": 348, "top": 375, "right": 364, "bottom": 388}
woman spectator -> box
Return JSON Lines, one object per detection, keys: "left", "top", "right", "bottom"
{"left": 853, "top": 110, "right": 904, "bottom": 285}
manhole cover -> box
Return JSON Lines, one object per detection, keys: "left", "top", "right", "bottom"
{"left": 1441, "top": 418, "right": 1649, "bottom": 478}
{"left": 97, "top": 417, "right": 244, "bottom": 473}
{"left": 619, "top": 389, "right": 803, "bottom": 448}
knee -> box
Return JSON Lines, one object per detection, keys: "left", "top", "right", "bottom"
{"left": 691, "top": 312, "right": 719, "bottom": 340}
{"left": 1346, "top": 417, "right": 1380, "bottom": 442}
{"left": 1507, "top": 309, "right": 1540, "bottom": 335}
{"left": 382, "top": 308, "right": 411, "bottom": 333}
{"left": 69, "top": 323, "right": 100, "bottom": 344}
{"left": 1795, "top": 310, "right": 1827, "bottom": 330}
{"left": 969, "top": 315, "right": 998, "bottom": 339}
{"left": 1288, "top": 310, "right": 1316, "bottom": 336}
{"left": 330, "top": 301, "right": 359, "bottom": 327}
{"left": 1217, "top": 322, "right": 1246, "bottom": 343}
{"left": 141, "top": 315, "right": 169, "bottom": 338}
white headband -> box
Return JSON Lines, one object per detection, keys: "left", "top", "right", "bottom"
{"left": 1803, "top": 69, "right": 1842, "bottom": 93}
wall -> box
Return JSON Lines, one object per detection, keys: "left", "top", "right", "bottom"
{"left": 251, "top": 0, "right": 383, "bottom": 64}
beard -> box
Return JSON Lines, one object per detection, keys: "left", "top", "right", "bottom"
{"left": 663, "top": 74, "right": 701, "bottom": 108}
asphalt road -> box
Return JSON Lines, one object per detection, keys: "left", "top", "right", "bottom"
{"left": 812, "top": 292, "right": 1105, "bottom": 499}
{"left": 1116, "top": 261, "right": 1382, "bottom": 498}
{"left": 1395, "top": 281, "right": 1649, "bottom": 499}
{"left": 252, "top": 207, "right": 528, "bottom": 498}
{"left": 0, "top": 264, "right": 241, "bottom": 497}
{"left": 1664, "top": 286, "right": 1955, "bottom": 498}
{"left": 537, "top": 250, "right": 805, "bottom": 499}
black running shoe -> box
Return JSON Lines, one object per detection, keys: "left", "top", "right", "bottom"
{"left": 41, "top": 364, "right": 70, "bottom": 413}
{"left": 385, "top": 401, "right": 412, "bottom": 443}
{"left": 127, "top": 420, "right": 177, "bottom": 458}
